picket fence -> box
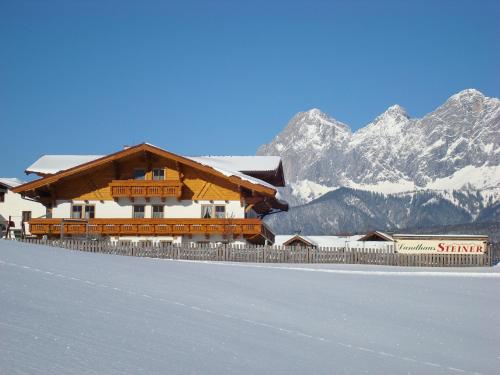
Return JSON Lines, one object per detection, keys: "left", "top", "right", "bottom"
{"left": 17, "top": 238, "right": 493, "bottom": 267}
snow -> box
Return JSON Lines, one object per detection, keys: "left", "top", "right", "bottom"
{"left": 289, "top": 180, "right": 336, "bottom": 202}
{"left": 483, "top": 143, "right": 494, "bottom": 154}
{"left": 186, "top": 157, "right": 276, "bottom": 190}
{"left": 187, "top": 156, "right": 281, "bottom": 172}
{"left": 422, "top": 197, "right": 440, "bottom": 207}
{"left": 426, "top": 164, "right": 500, "bottom": 191}
{"left": 394, "top": 233, "right": 488, "bottom": 239}
{"left": 274, "top": 235, "right": 392, "bottom": 250}
{"left": 27, "top": 155, "right": 282, "bottom": 177}
{"left": 26, "top": 155, "right": 104, "bottom": 175}
{"left": 0, "top": 177, "right": 25, "bottom": 188}
{"left": 345, "top": 179, "right": 416, "bottom": 194}
{"left": 335, "top": 164, "right": 500, "bottom": 197}
{"left": 1, "top": 240, "right": 499, "bottom": 375}
{"left": 448, "top": 88, "right": 484, "bottom": 101}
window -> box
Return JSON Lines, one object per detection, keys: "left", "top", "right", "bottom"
{"left": 201, "top": 205, "right": 214, "bottom": 218}
{"left": 22, "top": 211, "right": 32, "bottom": 223}
{"left": 152, "top": 205, "right": 164, "bottom": 218}
{"left": 201, "top": 204, "right": 226, "bottom": 219}
{"left": 215, "top": 205, "right": 226, "bottom": 218}
{"left": 0, "top": 192, "right": 4, "bottom": 202}
{"left": 152, "top": 168, "right": 165, "bottom": 180}
{"left": 71, "top": 205, "right": 94, "bottom": 219}
{"left": 158, "top": 240, "right": 172, "bottom": 248}
{"left": 134, "top": 169, "right": 146, "bottom": 180}
{"left": 71, "top": 205, "right": 83, "bottom": 219}
{"left": 133, "top": 205, "right": 145, "bottom": 218}
{"left": 84, "top": 205, "right": 95, "bottom": 219}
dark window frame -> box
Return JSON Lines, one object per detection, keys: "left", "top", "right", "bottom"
{"left": 152, "top": 168, "right": 165, "bottom": 181}
{"left": 133, "top": 169, "right": 146, "bottom": 180}
{"left": 133, "top": 205, "right": 145, "bottom": 218}
{"left": 152, "top": 205, "right": 164, "bottom": 218}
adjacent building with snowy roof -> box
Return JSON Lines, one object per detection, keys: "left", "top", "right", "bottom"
{"left": 13, "top": 143, "right": 288, "bottom": 245}
{"left": 0, "top": 178, "right": 46, "bottom": 238}
{"left": 274, "top": 234, "right": 394, "bottom": 251}
{"left": 274, "top": 232, "right": 490, "bottom": 255}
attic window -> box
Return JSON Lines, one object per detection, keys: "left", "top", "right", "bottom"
{"left": 152, "top": 169, "right": 165, "bottom": 180}
{"left": 134, "top": 169, "right": 146, "bottom": 180}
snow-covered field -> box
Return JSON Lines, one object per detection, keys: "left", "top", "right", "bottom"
{"left": 1, "top": 241, "right": 499, "bottom": 375}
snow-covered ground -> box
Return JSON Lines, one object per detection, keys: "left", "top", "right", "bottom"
{"left": 1, "top": 240, "right": 499, "bottom": 375}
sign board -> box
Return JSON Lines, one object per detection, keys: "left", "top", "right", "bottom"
{"left": 396, "top": 239, "right": 488, "bottom": 254}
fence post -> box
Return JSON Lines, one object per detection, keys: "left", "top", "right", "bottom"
{"left": 489, "top": 244, "right": 493, "bottom": 266}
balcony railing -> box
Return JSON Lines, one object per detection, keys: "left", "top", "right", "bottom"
{"left": 109, "top": 180, "right": 183, "bottom": 199}
{"left": 28, "top": 218, "right": 275, "bottom": 244}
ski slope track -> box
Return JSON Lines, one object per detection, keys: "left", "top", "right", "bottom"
{"left": 1, "top": 241, "right": 499, "bottom": 375}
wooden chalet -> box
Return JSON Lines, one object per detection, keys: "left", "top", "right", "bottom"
{"left": 13, "top": 143, "right": 288, "bottom": 245}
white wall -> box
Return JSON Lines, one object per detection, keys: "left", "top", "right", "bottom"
{"left": 50, "top": 199, "right": 250, "bottom": 244}
{"left": 110, "top": 235, "right": 182, "bottom": 245}
{"left": 0, "top": 189, "right": 46, "bottom": 234}
{"left": 108, "top": 234, "right": 247, "bottom": 246}
{"left": 53, "top": 199, "right": 246, "bottom": 219}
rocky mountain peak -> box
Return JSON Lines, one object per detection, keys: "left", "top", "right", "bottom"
{"left": 258, "top": 88, "right": 499, "bottom": 206}
{"left": 383, "top": 104, "right": 409, "bottom": 118}
{"left": 440, "top": 88, "right": 489, "bottom": 114}
{"left": 449, "top": 88, "right": 485, "bottom": 101}
{"left": 293, "top": 108, "right": 350, "bottom": 131}
{"left": 367, "top": 104, "right": 410, "bottom": 129}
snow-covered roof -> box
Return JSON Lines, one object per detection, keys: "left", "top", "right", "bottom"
{"left": 393, "top": 234, "right": 489, "bottom": 239}
{"left": 358, "top": 231, "right": 394, "bottom": 241}
{"left": 0, "top": 178, "right": 25, "bottom": 189}
{"left": 186, "top": 156, "right": 277, "bottom": 190}
{"left": 187, "top": 156, "right": 281, "bottom": 172}
{"left": 26, "top": 155, "right": 104, "bottom": 175}
{"left": 27, "top": 154, "right": 282, "bottom": 176}
{"left": 24, "top": 153, "right": 282, "bottom": 191}
{"left": 274, "top": 234, "right": 391, "bottom": 248}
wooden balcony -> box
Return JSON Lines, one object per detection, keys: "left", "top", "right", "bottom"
{"left": 29, "top": 218, "right": 275, "bottom": 244}
{"left": 109, "top": 180, "right": 183, "bottom": 200}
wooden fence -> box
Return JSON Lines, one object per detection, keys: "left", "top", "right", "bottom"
{"left": 15, "top": 238, "right": 494, "bottom": 267}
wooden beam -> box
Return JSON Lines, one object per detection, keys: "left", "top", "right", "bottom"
{"left": 113, "top": 161, "right": 121, "bottom": 179}
{"left": 145, "top": 151, "right": 152, "bottom": 173}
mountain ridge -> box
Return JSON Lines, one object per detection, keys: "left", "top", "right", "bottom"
{"left": 258, "top": 88, "right": 500, "bottom": 204}
{"left": 257, "top": 89, "right": 500, "bottom": 236}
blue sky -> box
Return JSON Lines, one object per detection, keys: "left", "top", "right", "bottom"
{"left": 1, "top": 0, "right": 499, "bottom": 179}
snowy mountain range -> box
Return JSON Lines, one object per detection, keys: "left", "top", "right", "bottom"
{"left": 257, "top": 89, "right": 500, "bottom": 235}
